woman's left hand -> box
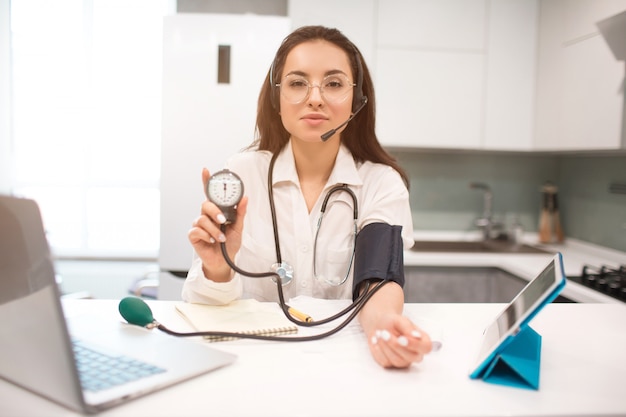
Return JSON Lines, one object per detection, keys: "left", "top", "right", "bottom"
{"left": 367, "top": 313, "right": 434, "bottom": 369}
{"left": 357, "top": 281, "right": 435, "bottom": 369}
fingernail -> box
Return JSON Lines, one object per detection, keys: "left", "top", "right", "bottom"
{"left": 380, "top": 330, "right": 391, "bottom": 341}
{"left": 209, "top": 237, "right": 216, "bottom": 244}
{"left": 411, "top": 330, "right": 422, "bottom": 339}
{"left": 397, "top": 336, "right": 409, "bottom": 347}
{"left": 217, "top": 214, "right": 226, "bottom": 224}
{"left": 218, "top": 233, "right": 226, "bottom": 242}
{"left": 371, "top": 336, "right": 378, "bottom": 345}
{"left": 431, "top": 341, "right": 443, "bottom": 352}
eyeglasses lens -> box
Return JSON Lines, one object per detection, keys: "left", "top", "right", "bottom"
{"left": 279, "top": 74, "right": 354, "bottom": 104}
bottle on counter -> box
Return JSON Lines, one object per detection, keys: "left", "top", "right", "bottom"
{"left": 510, "top": 215, "right": 524, "bottom": 246}
{"left": 538, "top": 182, "right": 564, "bottom": 244}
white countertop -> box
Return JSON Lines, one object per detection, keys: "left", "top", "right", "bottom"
{"left": 2, "top": 299, "right": 625, "bottom": 417}
{"left": 405, "top": 231, "right": 626, "bottom": 304}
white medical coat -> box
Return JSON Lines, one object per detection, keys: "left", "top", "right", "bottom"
{"left": 182, "top": 141, "right": 414, "bottom": 304}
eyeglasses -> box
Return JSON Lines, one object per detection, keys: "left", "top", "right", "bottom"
{"left": 277, "top": 73, "right": 355, "bottom": 105}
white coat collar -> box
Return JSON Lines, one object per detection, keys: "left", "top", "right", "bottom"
{"left": 270, "top": 141, "right": 363, "bottom": 188}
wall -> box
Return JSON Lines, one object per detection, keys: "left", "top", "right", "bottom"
{"left": 0, "top": 0, "right": 11, "bottom": 194}
{"left": 177, "top": 0, "right": 287, "bottom": 15}
{"left": 558, "top": 155, "right": 626, "bottom": 251}
{"left": 393, "top": 150, "right": 626, "bottom": 252}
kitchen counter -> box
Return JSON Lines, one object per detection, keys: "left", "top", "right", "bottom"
{"left": 405, "top": 231, "right": 626, "bottom": 304}
{"left": 3, "top": 299, "right": 626, "bottom": 416}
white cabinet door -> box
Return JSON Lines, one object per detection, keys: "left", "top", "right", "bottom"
{"left": 375, "top": 49, "right": 484, "bottom": 148}
{"left": 288, "top": 0, "right": 376, "bottom": 67}
{"left": 376, "top": 0, "right": 486, "bottom": 50}
{"left": 483, "top": 0, "right": 538, "bottom": 151}
{"left": 375, "top": 0, "right": 486, "bottom": 148}
{"left": 535, "top": 0, "right": 626, "bottom": 150}
{"left": 374, "top": 0, "right": 537, "bottom": 151}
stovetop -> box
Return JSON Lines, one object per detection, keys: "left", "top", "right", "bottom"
{"left": 569, "top": 264, "right": 626, "bottom": 302}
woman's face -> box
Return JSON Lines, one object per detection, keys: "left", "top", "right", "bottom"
{"left": 278, "top": 40, "right": 354, "bottom": 143}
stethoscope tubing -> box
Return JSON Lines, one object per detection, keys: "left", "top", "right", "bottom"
{"left": 156, "top": 276, "right": 386, "bottom": 341}
{"left": 218, "top": 224, "right": 386, "bottom": 328}
{"left": 173, "top": 151, "right": 385, "bottom": 342}
{"left": 148, "top": 230, "right": 389, "bottom": 342}
{"left": 268, "top": 152, "right": 358, "bottom": 286}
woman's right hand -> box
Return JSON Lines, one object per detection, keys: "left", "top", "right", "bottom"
{"left": 188, "top": 168, "right": 248, "bottom": 282}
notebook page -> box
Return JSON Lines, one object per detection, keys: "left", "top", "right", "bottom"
{"left": 175, "top": 299, "right": 298, "bottom": 341}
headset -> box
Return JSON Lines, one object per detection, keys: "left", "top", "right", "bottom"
{"left": 268, "top": 44, "right": 366, "bottom": 114}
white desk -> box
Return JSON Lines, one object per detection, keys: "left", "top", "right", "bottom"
{"left": 2, "top": 298, "right": 626, "bottom": 417}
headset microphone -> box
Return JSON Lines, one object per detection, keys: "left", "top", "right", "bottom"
{"left": 320, "top": 96, "right": 368, "bottom": 142}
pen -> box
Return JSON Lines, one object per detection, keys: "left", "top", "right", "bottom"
{"left": 286, "top": 305, "right": 313, "bottom": 323}
{"left": 411, "top": 329, "right": 443, "bottom": 352}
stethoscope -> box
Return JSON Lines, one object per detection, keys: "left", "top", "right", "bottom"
{"left": 180, "top": 155, "right": 390, "bottom": 341}
{"left": 267, "top": 152, "right": 358, "bottom": 287}
{"left": 206, "top": 154, "right": 358, "bottom": 287}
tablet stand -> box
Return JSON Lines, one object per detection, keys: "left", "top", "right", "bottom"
{"left": 480, "top": 325, "right": 542, "bottom": 390}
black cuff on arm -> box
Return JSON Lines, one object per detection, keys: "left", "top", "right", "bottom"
{"left": 352, "top": 222, "right": 405, "bottom": 301}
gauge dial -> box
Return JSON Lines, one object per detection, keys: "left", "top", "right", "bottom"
{"left": 206, "top": 169, "right": 244, "bottom": 223}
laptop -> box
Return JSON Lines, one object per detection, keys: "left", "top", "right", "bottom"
{"left": 0, "top": 195, "right": 236, "bottom": 413}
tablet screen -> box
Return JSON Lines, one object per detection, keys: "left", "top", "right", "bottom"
{"left": 469, "top": 254, "right": 566, "bottom": 377}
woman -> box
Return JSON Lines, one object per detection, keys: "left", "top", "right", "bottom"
{"left": 184, "top": 26, "right": 434, "bottom": 368}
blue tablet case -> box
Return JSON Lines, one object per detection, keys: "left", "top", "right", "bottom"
{"left": 480, "top": 325, "right": 542, "bottom": 390}
{"left": 470, "top": 253, "right": 567, "bottom": 390}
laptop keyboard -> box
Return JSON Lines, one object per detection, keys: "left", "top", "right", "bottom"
{"left": 72, "top": 340, "right": 166, "bottom": 392}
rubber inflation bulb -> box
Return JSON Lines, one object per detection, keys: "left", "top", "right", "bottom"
{"left": 118, "top": 296, "right": 155, "bottom": 327}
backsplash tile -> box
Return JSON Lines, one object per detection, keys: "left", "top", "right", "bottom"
{"left": 391, "top": 150, "right": 626, "bottom": 252}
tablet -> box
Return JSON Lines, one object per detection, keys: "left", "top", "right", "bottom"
{"left": 469, "top": 253, "right": 567, "bottom": 379}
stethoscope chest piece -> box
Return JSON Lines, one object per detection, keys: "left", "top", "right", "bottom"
{"left": 271, "top": 262, "right": 293, "bottom": 286}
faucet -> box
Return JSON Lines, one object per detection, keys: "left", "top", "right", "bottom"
{"left": 469, "top": 182, "right": 499, "bottom": 240}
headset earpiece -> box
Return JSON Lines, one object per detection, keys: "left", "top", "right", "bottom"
{"left": 269, "top": 60, "right": 279, "bottom": 111}
{"left": 351, "top": 50, "right": 365, "bottom": 114}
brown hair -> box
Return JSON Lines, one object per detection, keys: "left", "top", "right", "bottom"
{"left": 253, "top": 25, "right": 408, "bottom": 187}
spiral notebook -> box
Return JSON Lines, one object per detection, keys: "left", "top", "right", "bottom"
{"left": 175, "top": 299, "right": 298, "bottom": 341}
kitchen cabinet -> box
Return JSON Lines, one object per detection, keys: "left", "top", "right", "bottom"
{"left": 376, "top": 0, "right": 538, "bottom": 151}
{"left": 288, "top": 0, "right": 376, "bottom": 70}
{"left": 291, "top": 0, "right": 538, "bottom": 150}
{"left": 375, "top": 49, "right": 484, "bottom": 148}
{"left": 375, "top": 0, "right": 487, "bottom": 149}
{"left": 404, "top": 265, "right": 577, "bottom": 303}
{"left": 403, "top": 266, "right": 527, "bottom": 303}
{"left": 482, "top": 0, "right": 538, "bottom": 151}
{"left": 374, "top": 1, "right": 538, "bottom": 150}
{"left": 288, "top": 1, "right": 624, "bottom": 151}
{"left": 534, "top": 0, "right": 626, "bottom": 151}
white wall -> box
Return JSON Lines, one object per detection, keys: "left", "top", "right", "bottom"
{"left": 0, "top": 0, "right": 12, "bottom": 194}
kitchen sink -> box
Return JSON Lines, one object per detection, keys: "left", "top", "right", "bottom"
{"left": 410, "top": 240, "right": 552, "bottom": 254}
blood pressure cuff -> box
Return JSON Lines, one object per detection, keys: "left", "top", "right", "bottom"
{"left": 352, "top": 222, "right": 405, "bottom": 300}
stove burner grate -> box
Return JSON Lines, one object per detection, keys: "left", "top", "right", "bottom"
{"left": 573, "top": 264, "right": 626, "bottom": 301}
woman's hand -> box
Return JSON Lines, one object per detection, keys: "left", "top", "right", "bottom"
{"left": 367, "top": 313, "right": 434, "bottom": 369}
{"left": 188, "top": 168, "right": 248, "bottom": 282}
{"left": 358, "top": 281, "right": 435, "bottom": 369}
